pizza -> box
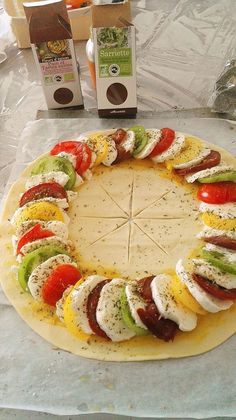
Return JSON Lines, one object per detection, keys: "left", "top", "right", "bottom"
{"left": 1, "top": 126, "right": 236, "bottom": 361}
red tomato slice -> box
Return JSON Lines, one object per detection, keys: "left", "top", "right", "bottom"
{"left": 204, "top": 236, "right": 236, "bottom": 250}
{"left": 50, "top": 141, "right": 92, "bottom": 175}
{"left": 42, "top": 265, "right": 81, "bottom": 306}
{"left": 77, "top": 143, "right": 92, "bottom": 176}
{"left": 137, "top": 276, "right": 178, "bottom": 341}
{"left": 137, "top": 276, "right": 155, "bottom": 303}
{"left": 192, "top": 273, "right": 236, "bottom": 300}
{"left": 86, "top": 279, "right": 111, "bottom": 339}
{"left": 17, "top": 224, "right": 55, "bottom": 255}
{"left": 110, "top": 128, "right": 127, "bottom": 145}
{"left": 149, "top": 128, "right": 175, "bottom": 158}
{"left": 137, "top": 304, "right": 178, "bottom": 341}
{"left": 19, "top": 182, "right": 68, "bottom": 207}
{"left": 197, "top": 182, "right": 236, "bottom": 204}
{"left": 175, "top": 150, "right": 221, "bottom": 176}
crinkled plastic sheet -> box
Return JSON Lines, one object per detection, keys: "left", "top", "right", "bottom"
{"left": 1, "top": 0, "right": 236, "bottom": 115}
{"left": 0, "top": 116, "right": 236, "bottom": 418}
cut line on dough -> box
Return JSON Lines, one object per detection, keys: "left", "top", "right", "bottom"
{"left": 133, "top": 221, "right": 169, "bottom": 256}
{"left": 134, "top": 189, "right": 172, "bottom": 218}
{"left": 99, "top": 183, "right": 129, "bottom": 217}
{"left": 85, "top": 219, "right": 129, "bottom": 248}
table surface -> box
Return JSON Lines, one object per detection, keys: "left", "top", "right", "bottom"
{"left": 1, "top": 1, "right": 236, "bottom": 418}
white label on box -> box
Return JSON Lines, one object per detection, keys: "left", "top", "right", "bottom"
{"left": 93, "top": 26, "right": 137, "bottom": 114}
{"left": 31, "top": 39, "right": 83, "bottom": 109}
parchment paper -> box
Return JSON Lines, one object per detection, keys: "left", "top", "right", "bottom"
{"left": 0, "top": 117, "right": 236, "bottom": 418}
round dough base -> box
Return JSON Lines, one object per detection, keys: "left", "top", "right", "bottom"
{"left": 1, "top": 135, "right": 236, "bottom": 361}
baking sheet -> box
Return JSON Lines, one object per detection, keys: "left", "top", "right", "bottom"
{"left": 0, "top": 117, "right": 236, "bottom": 418}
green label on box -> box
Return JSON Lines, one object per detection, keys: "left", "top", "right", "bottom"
{"left": 98, "top": 48, "right": 132, "bottom": 78}
{"left": 96, "top": 27, "right": 133, "bottom": 78}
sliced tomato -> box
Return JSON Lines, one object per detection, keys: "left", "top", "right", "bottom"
{"left": 42, "top": 264, "right": 81, "bottom": 306}
{"left": 149, "top": 128, "right": 175, "bottom": 158}
{"left": 137, "top": 276, "right": 155, "bottom": 303}
{"left": 137, "top": 304, "right": 178, "bottom": 342}
{"left": 87, "top": 279, "right": 111, "bottom": 339}
{"left": 50, "top": 141, "right": 92, "bottom": 176}
{"left": 137, "top": 276, "right": 178, "bottom": 341}
{"left": 19, "top": 182, "right": 68, "bottom": 207}
{"left": 175, "top": 150, "right": 221, "bottom": 176}
{"left": 110, "top": 128, "right": 127, "bottom": 145}
{"left": 16, "top": 223, "right": 55, "bottom": 255}
{"left": 197, "top": 182, "right": 236, "bottom": 204}
{"left": 192, "top": 273, "right": 236, "bottom": 300}
{"left": 204, "top": 236, "right": 236, "bottom": 250}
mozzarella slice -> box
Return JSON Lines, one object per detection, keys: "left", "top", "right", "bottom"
{"left": 122, "top": 130, "right": 135, "bottom": 153}
{"left": 21, "top": 197, "right": 69, "bottom": 209}
{"left": 152, "top": 132, "right": 185, "bottom": 163}
{"left": 26, "top": 171, "right": 70, "bottom": 189}
{"left": 176, "top": 260, "right": 232, "bottom": 313}
{"left": 199, "top": 202, "right": 236, "bottom": 220}
{"left": 197, "top": 228, "right": 236, "bottom": 241}
{"left": 56, "top": 286, "right": 73, "bottom": 322}
{"left": 125, "top": 282, "right": 147, "bottom": 329}
{"left": 82, "top": 170, "right": 92, "bottom": 181}
{"left": 185, "top": 165, "right": 234, "bottom": 184}
{"left": 204, "top": 242, "right": 236, "bottom": 262}
{"left": 28, "top": 254, "right": 75, "bottom": 301}
{"left": 102, "top": 138, "right": 117, "bottom": 166}
{"left": 193, "top": 258, "right": 236, "bottom": 290}
{"left": 96, "top": 278, "right": 136, "bottom": 342}
{"left": 173, "top": 148, "right": 211, "bottom": 169}
{"left": 69, "top": 275, "right": 107, "bottom": 335}
{"left": 15, "top": 220, "right": 69, "bottom": 241}
{"left": 11, "top": 202, "right": 70, "bottom": 227}
{"left": 56, "top": 152, "right": 76, "bottom": 167}
{"left": 18, "top": 236, "right": 72, "bottom": 260}
{"left": 75, "top": 174, "right": 84, "bottom": 186}
{"left": 135, "top": 129, "right": 161, "bottom": 159}
{"left": 151, "top": 274, "right": 197, "bottom": 332}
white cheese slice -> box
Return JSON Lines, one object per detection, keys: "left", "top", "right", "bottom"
{"left": 18, "top": 236, "right": 72, "bottom": 260}
{"left": 192, "top": 258, "right": 236, "bottom": 290}
{"left": 173, "top": 148, "right": 211, "bottom": 169}
{"left": 197, "top": 228, "right": 236, "bottom": 241}
{"left": 204, "top": 242, "right": 236, "bottom": 262}
{"left": 82, "top": 170, "right": 92, "bottom": 181}
{"left": 75, "top": 174, "right": 84, "bottom": 186}
{"left": 26, "top": 171, "right": 70, "bottom": 189}
{"left": 69, "top": 275, "right": 107, "bottom": 334}
{"left": 185, "top": 164, "right": 234, "bottom": 184}
{"left": 20, "top": 197, "right": 69, "bottom": 209}
{"left": 176, "top": 260, "right": 232, "bottom": 312}
{"left": 152, "top": 132, "right": 185, "bottom": 163}
{"left": 199, "top": 202, "right": 236, "bottom": 219}
{"left": 15, "top": 220, "right": 69, "bottom": 241}
{"left": 125, "top": 282, "right": 147, "bottom": 329}
{"left": 102, "top": 138, "right": 117, "bottom": 166}
{"left": 28, "top": 254, "right": 75, "bottom": 301}
{"left": 56, "top": 152, "right": 77, "bottom": 167}
{"left": 96, "top": 278, "right": 136, "bottom": 342}
{"left": 135, "top": 129, "right": 161, "bottom": 159}
{"left": 151, "top": 274, "right": 197, "bottom": 332}
{"left": 122, "top": 130, "right": 135, "bottom": 153}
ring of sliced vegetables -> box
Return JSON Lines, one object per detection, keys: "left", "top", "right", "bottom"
{"left": 10, "top": 127, "right": 236, "bottom": 344}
